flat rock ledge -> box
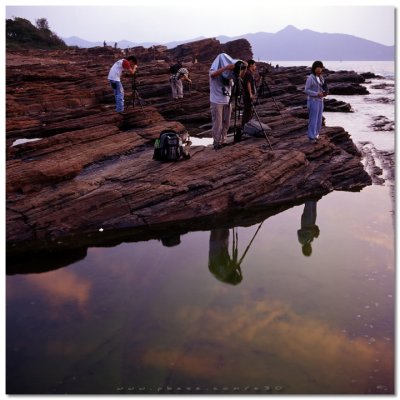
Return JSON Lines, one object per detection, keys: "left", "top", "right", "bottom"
{"left": 6, "top": 42, "right": 373, "bottom": 259}
{"left": 7, "top": 113, "right": 370, "bottom": 244}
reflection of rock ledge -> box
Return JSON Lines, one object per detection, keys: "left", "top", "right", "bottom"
{"left": 6, "top": 44, "right": 372, "bottom": 249}
{"left": 7, "top": 193, "right": 316, "bottom": 275}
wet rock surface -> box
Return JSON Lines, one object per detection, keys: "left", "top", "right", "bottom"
{"left": 360, "top": 142, "right": 395, "bottom": 198}
{"left": 7, "top": 39, "right": 375, "bottom": 250}
{"left": 369, "top": 115, "right": 395, "bottom": 131}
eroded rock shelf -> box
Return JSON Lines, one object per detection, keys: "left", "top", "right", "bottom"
{"left": 6, "top": 38, "right": 374, "bottom": 251}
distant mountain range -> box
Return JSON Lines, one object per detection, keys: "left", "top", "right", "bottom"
{"left": 63, "top": 25, "right": 394, "bottom": 61}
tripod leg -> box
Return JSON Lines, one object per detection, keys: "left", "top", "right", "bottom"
{"left": 135, "top": 90, "right": 145, "bottom": 111}
{"left": 130, "top": 89, "right": 145, "bottom": 112}
{"left": 233, "top": 99, "right": 242, "bottom": 143}
{"left": 251, "top": 103, "right": 273, "bottom": 150}
{"left": 265, "top": 86, "right": 286, "bottom": 125}
{"left": 130, "top": 93, "right": 135, "bottom": 109}
{"left": 269, "top": 92, "right": 281, "bottom": 114}
{"left": 128, "top": 87, "right": 136, "bottom": 109}
{"left": 257, "top": 79, "right": 286, "bottom": 125}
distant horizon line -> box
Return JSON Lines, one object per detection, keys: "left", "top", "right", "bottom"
{"left": 63, "top": 24, "right": 394, "bottom": 48}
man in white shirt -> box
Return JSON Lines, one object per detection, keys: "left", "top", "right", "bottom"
{"left": 108, "top": 55, "right": 138, "bottom": 113}
{"left": 209, "top": 53, "right": 247, "bottom": 149}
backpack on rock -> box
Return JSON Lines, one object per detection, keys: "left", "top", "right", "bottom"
{"left": 153, "top": 130, "right": 190, "bottom": 162}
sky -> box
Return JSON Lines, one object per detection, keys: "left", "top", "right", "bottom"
{"left": 4, "top": 0, "right": 396, "bottom": 46}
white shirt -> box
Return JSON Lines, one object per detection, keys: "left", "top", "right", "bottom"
{"left": 108, "top": 59, "right": 130, "bottom": 81}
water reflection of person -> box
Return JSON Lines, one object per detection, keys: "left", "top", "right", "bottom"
{"left": 208, "top": 229, "right": 242, "bottom": 285}
{"left": 297, "top": 200, "right": 320, "bottom": 256}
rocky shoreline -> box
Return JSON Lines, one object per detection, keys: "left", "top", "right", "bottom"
{"left": 7, "top": 38, "right": 381, "bottom": 262}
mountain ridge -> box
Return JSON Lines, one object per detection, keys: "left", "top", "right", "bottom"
{"left": 64, "top": 25, "right": 394, "bottom": 61}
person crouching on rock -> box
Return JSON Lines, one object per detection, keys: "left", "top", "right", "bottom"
{"left": 305, "top": 60, "right": 328, "bottom": 143}
{"left": 108, "top": 55, "right": 138, "bottom": 113}
{"left": 209, "top": 53, "right": 247, "bottom": 150}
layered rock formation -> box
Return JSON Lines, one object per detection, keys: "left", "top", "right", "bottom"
{"left": 6, "top": 38, "right": 373, "bottom": 257}
{"left": 130, "top": 37, "right": 253, "bottom": 63}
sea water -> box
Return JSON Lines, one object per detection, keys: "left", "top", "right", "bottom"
{"left": 270, "top": 60, "right": 395, "bottom": 80}
{"left": 6, "top": 61, "right": 395, "bottom": 394}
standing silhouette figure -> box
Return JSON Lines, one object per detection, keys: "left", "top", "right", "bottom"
{"left": 297, "top": 200, "right": 320, "bottom": 256}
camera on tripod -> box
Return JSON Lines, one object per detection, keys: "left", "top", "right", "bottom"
{"left": 131, "top": 71, "right": 139, "bottom": 87}
{"left": 128, "top": 71, "right": 145, "bottom": 111}
{"left": 258, "top": 66, "right": 269, "bottom": 78}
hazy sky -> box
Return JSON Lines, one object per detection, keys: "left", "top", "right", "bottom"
{"left": 5, "top": 1, "right": 396, "bottom": 46}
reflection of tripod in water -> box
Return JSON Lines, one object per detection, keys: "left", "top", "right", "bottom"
{"left": 128, "top": 74, "right": 145, "bottom": 111}
{"left": 231, "top": 221, "right": 264, "bottom": 271}
{"left": 208, "top": 221, "right": 264, "bottom": 285}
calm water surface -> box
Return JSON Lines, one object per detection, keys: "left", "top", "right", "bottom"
{"left": 6, "top": 61, "right": 395, "bottom": 395}
{"left": 6, "top": 185, "right": 394, "bottom": 394}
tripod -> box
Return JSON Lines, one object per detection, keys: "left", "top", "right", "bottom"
{"left": 256, "top": 73, "right": 286, "bottom": 125}
{"left": 231, "top": 220, "right": 264, "bottom": 272}
{"left": 128, "top": 74, "right": 145, "bottom": 111}
{"left": 250, "top": 102, "right": 273, "bottom": 150}
{"left": 185, "top": 81, "right": 192, "bottom": 96}
{"left": 257, "top": 74, "right": 280, "bottom": 110}
{"left": 230, "top": 76, "right": 243, "bottom": 143}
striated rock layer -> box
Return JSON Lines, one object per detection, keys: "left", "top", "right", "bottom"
{"left": 6, "top": 38, "right": 372, "bottom": 251}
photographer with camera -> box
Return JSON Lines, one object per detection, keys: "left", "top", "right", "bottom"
{"left": 170, "top": 62, "right": 192, "bottom": 100}
{"left": 241, "top": 59, "right": 257, "bottom": 128}
{"left": 209, "top": 53, "right": 247, "bottom": 150}
{"left": 107, "top": 55, "right": 138, "bottom": 113}
{"left": 305, "top": 60, "right": 328, "bottom": 143}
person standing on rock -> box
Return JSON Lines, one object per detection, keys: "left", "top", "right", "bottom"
{"left": 305, "top": 60, "right": 328, "bottom": 143}
{"left": 108, "top": 55, "right": 138, "bottom": 113}
{"left": 170, "top": 66, "right": 192, "bottom": 99}
{"left": 241, "top": 59, "right": 257, "bottom": 128}
{"left": 209, "top": 53, "right": 247, "bottom": 150}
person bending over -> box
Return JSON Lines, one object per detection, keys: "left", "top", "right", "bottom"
{"left": 209, "top": 53, "right": 247, "bottom": 150}
{"left": 108, "top": 55, "right": 138, "bottom": 113}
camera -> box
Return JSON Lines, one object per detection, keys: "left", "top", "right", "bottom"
{"left": 258, "top": 66, "right": 269, "bottom": 78}
{"left": 221, "top": 76, "right": 230, "bottom": 86}
{"left": 222, "top": 86, "right": 230, "bottom": 96}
